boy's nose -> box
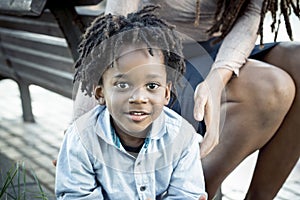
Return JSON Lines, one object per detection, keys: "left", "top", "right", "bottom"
{"left": 129, "top": 88, "right": 148, "bottom": 104}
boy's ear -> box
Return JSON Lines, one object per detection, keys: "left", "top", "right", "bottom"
{"left": 164, "top": 82, "right": 172, "bottom": 105}
{"left": 94, "top": 86, "right": 106, "bottom": 105}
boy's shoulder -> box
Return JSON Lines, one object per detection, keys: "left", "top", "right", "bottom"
{"left": 60, "top": 106, "right": 108, "bottom": 165}
{"left": 73, "top": 105, "right": 104, "bottom": 133}
{"left": 64, "top": 105, "right": 105, "bottom": 145}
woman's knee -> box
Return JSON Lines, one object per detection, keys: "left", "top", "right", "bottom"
{"left": 262, "top": 65, "right": 295, "bottom": 111}
{"left": 230, "top": 60, "right": 295, "bottom": 122}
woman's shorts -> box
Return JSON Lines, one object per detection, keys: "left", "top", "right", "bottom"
{"left": 169, "top": 39, "right": 279, "bottom": 136}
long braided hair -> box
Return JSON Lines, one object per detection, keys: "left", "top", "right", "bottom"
{"left": 74, "top": 5, "right": 185, "bottom": 105}
{"left": 194, "top": 0, "right": 300, "bottom": 44}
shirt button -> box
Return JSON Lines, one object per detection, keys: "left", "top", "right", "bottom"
{"left": 140, "top": 186, "right": 146, "bottom": 191}
{"left": 137, "top": 161, "right": 141, "bottom": 165}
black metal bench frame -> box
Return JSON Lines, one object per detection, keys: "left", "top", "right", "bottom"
{"left": 0, "top": 0, "right": 103, "bottom": 122}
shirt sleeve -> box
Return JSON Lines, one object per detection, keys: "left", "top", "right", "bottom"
{"left": 73, "top": 82, "right": 98, "bottom": 121}
{"left": 104, "top": 0, "right": 140, "bottom": 15}
{"left": 211, "top": 0, "right": 264, "bottom": 76}
{"left": 55, "top": 124, "right": 104, "bottom": 200}
{"left": 163, "top": 133, "right": 207, "bottom": 199}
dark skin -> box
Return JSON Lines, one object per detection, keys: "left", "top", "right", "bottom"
{"left": 245, "top": 42, "right": 300, "bottom": 199}
{"left": 203, "top": 42, "right": 299, "bottom": 199}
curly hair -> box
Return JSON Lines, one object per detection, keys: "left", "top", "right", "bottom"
{"left": 194, "top": 0, "right": 300, "bottom": 45}
{"left": 74, "top": 5, "right": 185, "bottom": 106}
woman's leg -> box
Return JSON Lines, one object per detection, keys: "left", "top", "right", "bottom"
{"left": 245, "top": 42, "right": 300, "bottom": 199}
{"left": 202, "top": 59, "right": 296, "bottom": 199}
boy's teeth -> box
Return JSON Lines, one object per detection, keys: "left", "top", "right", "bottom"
{"left": 132, "top": 112, "right": 143, "bottom": 115}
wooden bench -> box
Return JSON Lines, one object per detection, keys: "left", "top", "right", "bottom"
{"left": 0, "top": 0, "right": 104, "bottom": 122}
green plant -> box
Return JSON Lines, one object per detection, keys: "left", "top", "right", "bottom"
{"left": 0, "top": 162, "right": 48, "bottom": 200}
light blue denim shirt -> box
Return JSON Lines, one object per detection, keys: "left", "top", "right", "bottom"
{"left": 55, "top": 105, "right": 207, "bottom": 199}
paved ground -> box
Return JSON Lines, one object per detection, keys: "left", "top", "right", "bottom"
{"left": 1, "top": 11, "right": 300, "bottom": 200}
{"left": 0, "top": 80, "right": 70, "bottom": 199}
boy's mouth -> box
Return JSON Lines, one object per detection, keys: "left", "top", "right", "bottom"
{"left": 129, "top": 111, "right": 148, "bottom": 115}
{"left": 128, "top": 111, "right": 150, "bottom": 121}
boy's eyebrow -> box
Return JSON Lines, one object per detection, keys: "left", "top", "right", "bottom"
{"left": 112, "top": 69, "right": 165, "bottom": 77}
{"left": 112, "top": 73, "right": 164, "bottom": 79}
{"left": 113, "top": 74, "right": 125, "bottom": 79}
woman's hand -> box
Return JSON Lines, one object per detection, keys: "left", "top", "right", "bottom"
{"left": 194, "top": 68, "right": 232, "bottom": 158}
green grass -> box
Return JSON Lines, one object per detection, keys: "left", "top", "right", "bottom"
{"left": 0, "top": 162, "right": 48, "bottom": 200}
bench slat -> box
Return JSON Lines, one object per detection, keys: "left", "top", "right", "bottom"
{"left": 0, "top": 2, "right": 103, "bottom": 121}
{"left": 2, "top": 43, "right": 74, "bottom": 74}
{"left": 0, "top": 10, "right": 64, "bottom": 37}
{"left": 0, "top": 0, "right": 47, "bottom": 16}
{"left": 10, "top": 58, "right": 73, "bottom": 98}
{"left": 0, "top": 34, "right": 72, "bottom": 59}
{"left": 0, "top": 63, "right": 17, "bottom": 80}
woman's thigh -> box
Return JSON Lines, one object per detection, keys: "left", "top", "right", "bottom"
{"left": 202, "top": 58, "right": 295, "bottom": 197}
{"left": 261, "top": 41, "right": 300, "bottom": 81}
{"left": 220, "top": 58, "right": 295, "bottom": 146}
{"left": 222, "top": 58, "right": 293, "bottom": 103}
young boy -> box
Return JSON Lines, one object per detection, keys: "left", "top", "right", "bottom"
{"left": 55, "top": 5, "right": 207, "bottom": 200}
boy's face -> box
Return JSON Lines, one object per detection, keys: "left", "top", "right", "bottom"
{"left": 95, "top": 46, "right": 171, "bottom": 138}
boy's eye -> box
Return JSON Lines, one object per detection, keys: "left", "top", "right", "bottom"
{"left": 116, "top": 82, "right": 129, "bottom": 89}
{"left": 146, "top": 83, "right": 160, "bottom": 90}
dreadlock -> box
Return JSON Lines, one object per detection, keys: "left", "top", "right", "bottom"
{"left": 74, "top": 5, "right": 185, "bottom": 105}
{"left": 194, "top": 0, "right": 300, "bottom": 45}
{"left": 258, "top": 0, "right": 300, "bottom": 45}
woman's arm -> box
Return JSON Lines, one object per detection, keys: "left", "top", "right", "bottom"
{"left": 105, "top": 0, "right": 140, "bottom": 15}
{"left": 211, "top": 0, "right": 263, "bottom": 75}
{"left": 194, "top": 0, "right": 264, "bottom": 157}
